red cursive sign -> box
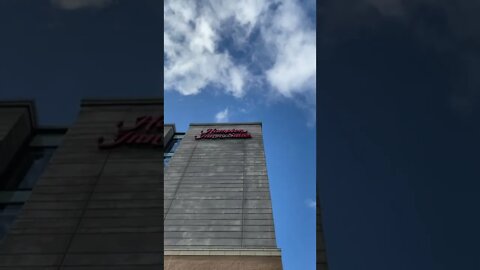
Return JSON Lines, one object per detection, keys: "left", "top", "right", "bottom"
{"left": 194, "top": 128, "right": 252, "bottom": 140}
{"left": 98, "top": 115, "right": 163, "bottom": 149}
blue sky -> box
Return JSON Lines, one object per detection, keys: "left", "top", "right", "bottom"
{"left": 0, "top": 0, "right": 162, "bottom": 124}
{"left": 319, "top": 0, "right": 480, "bottom": 269}
{"left": 165, "top": 91, "right": 316, "bottom": 270}
{"left": 4, "top": 0, "right": 480, "bottom": 269}
{"left": 0, "top": 2, "right": 315, "bottom": 268}
{"left": 164, "top": 1, "right": 316, "bottom": 269}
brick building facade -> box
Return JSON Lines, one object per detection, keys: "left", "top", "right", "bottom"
{"left": 164, "top": 123, "right": 282, "bottom": 269}
{"left": 0, "top": 99, "right": 163, "bottom": 269}
{"left": 0, "top": 99, "right": 285, "bottom": 269}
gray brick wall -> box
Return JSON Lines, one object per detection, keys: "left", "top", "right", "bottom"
{"left": 164, "top": 123, "right": 278, "bottom": 250}
{"left": 0, "top": 100, "right": 164, "bottom": 269}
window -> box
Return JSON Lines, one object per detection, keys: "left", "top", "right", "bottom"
{"left": 0, "top": 204, "right": 22, "bottom": 240}
{"left": 17, "top": 148, "right": 55, "bottom": 189}
{"left": 164, "top": 155, "right": 173, "bottom": 166}
{"left": 0, "top": 129, "right": 64, "bottom": 240}
{"left": 164, "top": 133, "right": 184, "bottom": 167}
{"left": 165, "top": 135, "right": 184, "bottom": 154}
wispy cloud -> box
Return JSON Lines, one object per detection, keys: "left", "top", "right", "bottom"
{"left": 164, "top": 0, "right": 316, "bottom": 121}
{"left": 51, "top": 0, "right": 113, "bottom": 10}
{"left": 164, "top": 0, "right": 255, "bottom": 97}
{"left": 305, "top": 198, "right": 316, "bottom": 209}
{"left": 215, "top": 108, "right": 230, "bottom": 122}
{"left": 261, "top": 0, "right": 316, "bottom": 98}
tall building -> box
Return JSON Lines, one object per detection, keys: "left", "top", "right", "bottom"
{"left": 0, "top": 99, "right": 164, "bottom": 269}
{"left": 0, "top": 99, "right": 283, "bottom": 269}
{"left": 164, "top": 123, "right": 282, "bottom": 270}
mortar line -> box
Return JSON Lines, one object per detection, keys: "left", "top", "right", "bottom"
{"left": 241, "top": 139, "right": 247, "bottom": 248}
{"left": 164, "top": 140, "right": 198, "bottom": 221}
{"left": 56, "top": 149, "right": 111, "bottom": 269}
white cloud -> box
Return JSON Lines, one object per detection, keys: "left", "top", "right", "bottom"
{"left": 305, "top": 198, "right": 316, "bottom": 209}
{"left": 164, "top": 0, "right": 317, "bottom": 119}
{"left": 262, "top": 0, "right": 316, "bottom": 98}
{"left": 51, "top": 0, "right": 113, "bottom": 10}
{"left": 215, "top": 108, "right": 230, "bottom": 122}
{"left": 164, "top": 0, "right": 258, "bottom": 98}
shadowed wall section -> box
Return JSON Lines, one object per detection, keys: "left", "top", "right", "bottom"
{"left": 0, "top": 99, "right": 164, "bottom": 269}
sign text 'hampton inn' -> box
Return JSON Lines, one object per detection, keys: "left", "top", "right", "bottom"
{"left": 195, "top": 128, "right": 252, "bottom": 140}
{"left": 98, "top": 116, "right": 163, "bottom": 149}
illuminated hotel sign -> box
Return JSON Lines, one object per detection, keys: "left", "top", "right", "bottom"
{"left": 195, "top": 128, "right": 252, "bottom": 140}
{"left": 98, "top": 115, "right": 163, "bottom": 149}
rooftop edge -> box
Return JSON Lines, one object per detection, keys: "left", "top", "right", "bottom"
{"left": 81, "top": 98, "right": 163, "bottom": 106}
{"left": 189, "top": 122, "right": 262, "bottom": 126}
{"left": 0, "top": 100, "right": 37, "bottom": 128}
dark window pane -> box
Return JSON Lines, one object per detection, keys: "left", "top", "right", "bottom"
{"left": 166, "top": 138, "right": 181, "bottom": 154}
{"left": 0, "top": 204, "right": 22, "bottom": 240}
{"left": 0, "top": 191, "right": 31, "bottom": 204}
{"left": 164, "top": 156, "right": 172, "bottom": 166}
{"left": 17, "top": 148, "right": 55, "bottom": 189}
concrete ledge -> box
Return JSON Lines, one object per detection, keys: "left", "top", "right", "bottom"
{"left": 164, "top": 254, "right": 283, "bottom": 270}
{"left": 164, "top": 248, "right": 281, "bottom": 257}
{"left": 81, "top": 98, "right": 163, "bottom": 106}
{"left": 0, "top": 100, "right": 37, "bottom": 129}
{"left": 165, "top": 124, "right": 176, "bottom": 131}
{"left": 35, "top": 127, "right": 68, "bottom": 133}
{"left": 164, "top": 124, "right": 176, "bottom": 147}
{"left": 189, "top": 122, "right": 262, "bottom": 126}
